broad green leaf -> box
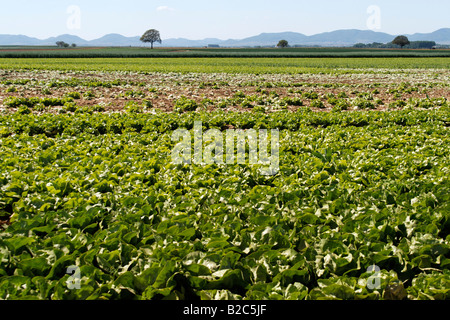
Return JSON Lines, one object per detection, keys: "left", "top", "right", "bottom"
{"left": 206, "top": 269, "right": 248, "bottom": 292}
{"left": 0, "top": 276, "right": 32, "bottom": 299}
{"left": 113, "top": 271, "right": 136, "bottom": 295}
{"left": 18, "top": 257, "right": 51, "bottom": 277}
{"left": 153, "top": 261, "right": 177, "bottom": 289}
{"left": 184, "top": 263, "right": 211, "bottom": 276}
{"left": 5, "top": 237, "right": 35, "bottom": 254}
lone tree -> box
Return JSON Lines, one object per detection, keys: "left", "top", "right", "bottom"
{"left": 277, "top": 40, "right": 289, "bottom": 48}
{"left": 392, "top": 35, "right": 410, "bottom": 49}
{"left": 56, "top": 41, "right": 69, "bottom": 48}
{"left": 140, "top": 29, "right": 162, "bottom": 49}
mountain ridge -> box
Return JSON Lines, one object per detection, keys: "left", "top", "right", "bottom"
{"left": 1, "top": 28, "right": 449, "bottom": 47}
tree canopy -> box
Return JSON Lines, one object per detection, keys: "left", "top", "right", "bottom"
{"left": 56, "top": 41, "right": 70, "bottom": 48}
{"left": 354, "top": 40, "right": 436, "bottom": 49}
{"left": 277, "top": 40, "right": 289, "bottom": 48}
{"left": 140, "top": 29, "right": 162, "bottom": 49}
{"left": 392, "top": 35, "right": 410, "bottom": 49}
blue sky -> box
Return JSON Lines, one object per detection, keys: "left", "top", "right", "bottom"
{"left": 0, "top": 0, "right": 448, "bottom": 40}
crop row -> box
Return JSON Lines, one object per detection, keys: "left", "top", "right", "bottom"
{"left": 0, "top": 107, "right": 448, "bottom": 138}
{"left": 2, "top": 47, "right": 450, "bottom": 59}
{"left": 3, "top": 77, "right": 448, "bottom": 91}
{"left": 1, "top": 58, "right": 450, "bottom": 74}
{"left": 2, "top": 47, "right": 450, "bottom": 58}
{"left": 1, "top": 94, "right": 447, "bottom": 116}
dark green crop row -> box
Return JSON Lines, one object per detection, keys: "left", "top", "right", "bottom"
{"left": 0, "top": 107, "right": 448, "bottom": 138}
{"left": 1, "top": 47, "right": 450, "bottom": 58}
{"left": 1, "top": 58, "right": 450, "bottom": 74}
{"left": 2, "top": 77, "right": 447, "bottom": 92}
{"left": 2, "top": 96, "right": 75, "bottom": 109}
{"left": 0, "top": 78, "right": 143, "bottom": 89}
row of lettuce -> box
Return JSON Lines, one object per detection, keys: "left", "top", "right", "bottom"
{"left": 0, "top": 107, "right": 448, "bottom": 138}
{"left": 1, "top": 57, "right": 450, "bottom": 74}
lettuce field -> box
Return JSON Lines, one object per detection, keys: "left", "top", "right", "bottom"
{"left": 0, "top": 58, "right": 449, "bottom": 300}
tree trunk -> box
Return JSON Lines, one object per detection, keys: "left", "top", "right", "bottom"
{"left": 151, "top": 42, "right": 154, "bottom": 49}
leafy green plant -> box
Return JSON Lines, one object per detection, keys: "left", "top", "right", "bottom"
{"left": 83, "top": 90, "right": 95, "bottom": 100}
{"left": 302, "top": 91, "right": 319, "bottom": 100}
{"left": 310, "top": 99, "right": 325, "bottom": 108}
{"left": 6, "top": 86, "right": 17, "bottom": 93}
{"left": 331, "top": 99, "right": 350, "bottom": 112}
{"left": 233, "top": 90, "right": 246, "bottom": 99}
{"left": 327, "top": 97, "right": 338, "bottom": 105}
{"left": 3, "top": 96, "right": 73, "bottom": 109}
{"left": 352, "top": 98, "right": 375, "bottom": 110}
{"left": 4, "top": 96, "right": 37, "bottom": 108}
{"left": 123, "top": 90, "right": 146, "bottom": 98}
{"left": 16, "top": 105, "right": 32, "bottom": 114}
{"left": 41, "top": 88, "right": 52, "bottom": 95}
{"left": 65, "top": 92, "right": 81, "bottom": 99}
{"left": 217, "top": 99, "right": 230, "bottom": 109}
{"left": 282, "top": 97, "right": 303, "bottom": 106}
{"left": 63, "top": 102, "right": 78, "bottom": 112}
{"left": 34, "top": 103, "right": 46, "bottom": 112}
{"left": 389, "top": 100, "right": 407, "bottom": 109}
{"left": 125, "top": 101, "right": 143, "bottom": 113}
{"left": 252, "top": 106, "right": 266, "bottom": 113}
{"left": 375, "top": 99, "right": 384, "bottom": 106}
{"left": 142, "top": 99, "right": 153, "bottom": 109}
{"left": 241, "top": 97, "right": 254, "bottom": 108}
{"left": 174, "top": 96, "right": 198, "bottom": 113}
{"left": 92, "top": 104, "right": 106, "bottom": 112}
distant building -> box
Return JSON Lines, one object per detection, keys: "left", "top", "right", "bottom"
{"left": 208, "top": 44, "right": 220, "bottom": 48}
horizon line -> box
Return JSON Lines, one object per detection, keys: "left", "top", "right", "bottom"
{"left": 2, "top": 27, "right": 449, "bottom": 42}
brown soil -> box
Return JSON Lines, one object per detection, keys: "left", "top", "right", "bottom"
{"left": 0, "top": 70, "right": 449, "bottom": 113}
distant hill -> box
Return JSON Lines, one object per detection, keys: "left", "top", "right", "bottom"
{"left": 43, "top": 34, "right": 90, "bottom": 46}
{"left": 305, "top": 29, "right": 394, "bottom": 46}
{"left": 0, "top": 34, "right": 43, "bottom": 46}
{"left": 88, "top": 34, "right": 140, "bottom": 47}
{"left": 408, "top": 28, "right": 450, "bottom": 43}
{"left": 219, "top": 32, "right": 309, "bottom": 47}
{"left": 1, "top": 28, "right": 449, "bottom": 47}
